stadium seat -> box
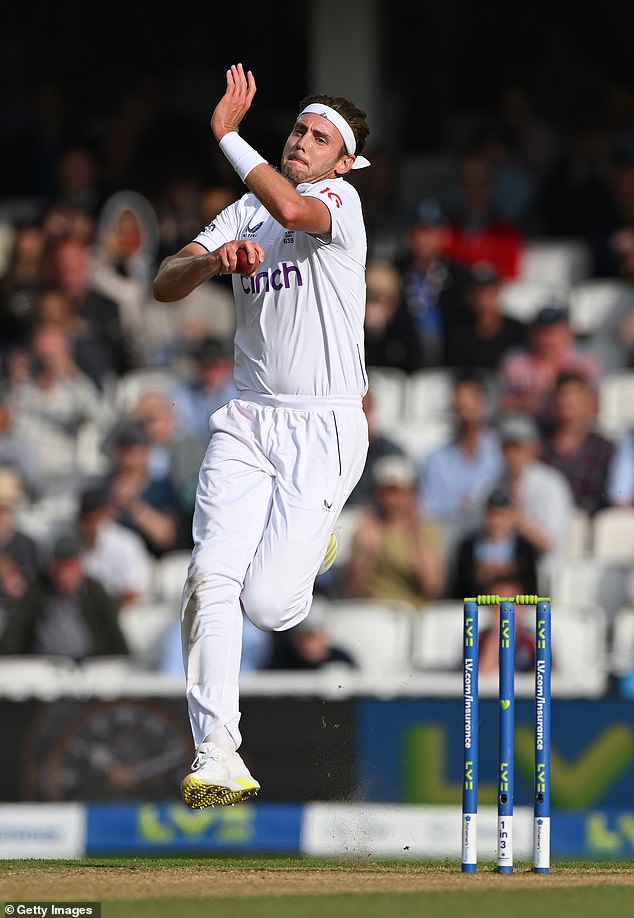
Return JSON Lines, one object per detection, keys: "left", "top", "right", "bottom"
{"left": 322, "top": 598, "right": 414, "bottom": 678}
{"left": 118, "top": 600, "right": 179, "bottom": 668}
{"left": 499, "top": 279, "right": 569, "bottom": 324}
{"left": 366, "top": 367, "right": 407, "bottom": 430}
{"left": 402, "top": 368, "right": 454, "bottom": 422}
{"left": 609, "top": 605, "right": 634, "bottom": 677}
{"left": 386, "top": 418, "right": 453, "bottom": 464}
{"left": 568, "top": 278, "right": 634, "bottom": 338}
{"left": 333, "top": 506, "right": 363, "bottom": 568}
{"left": 154, "top": 549, "right": 191, "bottom": 603}
{"left": 410, "top": 600, "right": 469, "bottom": 670}
{"left": 592, "top": 506, "right": 634, "bottom": 561}
{"left": 519, "top": 239, "right": 591, "bottom": 287}
{"left": 597, "top": 371, "right": 634, "bottom": 438}
{"left": 550, "top": 558, "right": 630, "bottom": 623}
{"left": 114, "top": 368, "right": 178, "bottom": 412}
{"left": 567, "top": 507, "right": 591, "bottom": 558}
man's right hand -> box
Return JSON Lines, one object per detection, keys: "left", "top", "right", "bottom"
{"left": 153, "top": 240, "right": 264, "bottom": 302}
{"left": 216, "top": 240, "right": 264, "bottom": 276}
{"left": 211, "top": 63, "right": 257, "bottom": 141}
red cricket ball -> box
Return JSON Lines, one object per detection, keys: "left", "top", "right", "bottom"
{"left": 235, "top": 248, "right": 255, "bottom": 276}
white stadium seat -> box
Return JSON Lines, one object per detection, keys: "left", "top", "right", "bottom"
{"left": 519, "top": 239, "right": 591, "bottom": 287}
{"left": 402, "top": 368, "right": 454, "bottom": 422}
{"left": 609, "top": 605, "right": 634, "bottom": 675}
{"left": 598, "top": 371, "right": 634, "bottom": 437}
{"left": 366, "top": 367, "right": 407, "bottom": 430}
{"left": 592, "top": 507, "right": 634, "bottom": 561}
{"left": 568, "top": 279, "right": 634, "bottom": 337}
{"left": 322, "top": 598, "right": 413, "bottom": 678}
{"left": 499, "top": 279, "right": 568, "bottom": 324}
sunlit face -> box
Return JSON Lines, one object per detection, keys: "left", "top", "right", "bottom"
{"left": 281, "top": 114, "right": 352, "bottom": 185}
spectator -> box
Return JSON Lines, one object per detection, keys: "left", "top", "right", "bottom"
{"left": 499, "top": 305, "right": 601, "bottom": 435}
{"left": 363, "top": 259, "right": 423, "bottom": 374}
{"left": 8, "top": 322, "right": 103, "bottom": 497}
{"left": 269, "top": 600, "right": 355, "bottom": 670}
{"left": 143, "top": 187, "right": 237, "bottom": 365}
{"left": 442, "top": 149, "right": 525, "bottom": 280}
{"left": 44, "top": 144, "right": 104, "bottom": 221}
{"left": 344, "top": 454, "right": 445, "bottom": 608}
{"left": 0, "top": 383, "right": 40, "bottom": 499}
{"left": 477, "top": 575, "right": 537, "bottom": 676}
{"left": 540, "top": 370, "right": 614, "bottom": 516}
{"left": 449, "top": 485, "right": 539, "bottom": 600}
{"left": 104, "top": 418, "right": 184, "bottom": 558}
{"left": 419, "top": 372, "right": 503, "bottom": 529}
{"left": 91, "top": 189, "right": 160, "bottom": 358}
{"left": 171, "top": 336, "right": 239, "bottom": 440}
{"left": 78, "top": 486, "right": 154, "bottom": 608}
{"left": 131, "top": 388, "right": 208, "bottom": 519}
{"left": 606, "top": 428, "right": 634, "bottom": 507}
{"left": 0, "top": 220, "right": 46, "bottom": 356}
{"left": 0, "top": 467, "right": 39, "bottom": 604}
{"left": 46, "top": 235, "right": 134, "bottom": 384}
{"left": 582, "top": 153, "right": 634, "bottom": 279}
{"left": 495, "top": 412, "right": 574, "bottom": 581}
{"left": 40, "top": 201, "right": 95, "bottom": 248}
{"left": 0, "top": 531, "right": 128, "bottom": 660}
{"left": 396, "top": 198, "right": 472, "bottom": 367}
{"left": 33, "top": 284, "right": 117, "bottom": 391}
{"left": 445, "top": 262, "right": 528, "bottom": 372}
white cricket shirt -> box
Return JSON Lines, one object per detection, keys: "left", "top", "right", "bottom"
{"left": 193, "top": 177, "right": 368, "bottom": 399}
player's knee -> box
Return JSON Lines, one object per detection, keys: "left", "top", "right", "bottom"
{"left": 242, "top": 582, "right": 309, "bottom": 632}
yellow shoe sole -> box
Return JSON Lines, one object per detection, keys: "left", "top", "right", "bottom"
{"left": 181, "top": 774, "right": 260, "bottom": 809}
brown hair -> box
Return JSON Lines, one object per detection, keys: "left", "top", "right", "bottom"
{"left": 299, "top": 93, "right": 370, "bottom": 156}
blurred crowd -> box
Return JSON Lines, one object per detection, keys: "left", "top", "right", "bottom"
{"left": 3, "top": 22, "right": 634, "bottom": 694}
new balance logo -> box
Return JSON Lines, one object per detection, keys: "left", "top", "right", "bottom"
{"left": 244, "top": 221, "right": 263, "bottom": 238}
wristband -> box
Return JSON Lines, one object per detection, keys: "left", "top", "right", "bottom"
{"left": 219, "top": 131, "right": 267, "bottom": 183}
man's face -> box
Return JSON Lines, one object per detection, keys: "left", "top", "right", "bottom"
{"left": 51, "top": 557, "right": 84, "bottom": 596}
{"left": 408, "top": 224, "right": 447, "bottom": 261}
{"left": 281, "top": 114, "right": 351, "bottom": 186}
{"left": 453, "top": 381, "right": 486, "bottom": 426}
{"left": 469, "top": 282, "right": 501, "bottom": 318}
{"left": 502, "top": 439, "right": 535, "bottom": 475}
{"left": 555, "top": 379, "right": 595, "bottom": 425}
{"left": 532, "top": 321, "right": 571, "bottom": 357}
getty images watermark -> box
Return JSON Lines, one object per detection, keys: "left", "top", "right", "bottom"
{"left": 4, "top": 905, "right": 100, "bottom": 916}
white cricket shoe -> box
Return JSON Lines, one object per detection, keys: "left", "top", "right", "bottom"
{"left": 317, "top": 532, "right": 338, "bottom": 576}
{"left": 181, "top": 739, "right": 260, "bottom": 808}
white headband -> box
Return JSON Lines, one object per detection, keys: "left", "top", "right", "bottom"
{"left": 299, "top": 104, "right": 371, "bottom": 169}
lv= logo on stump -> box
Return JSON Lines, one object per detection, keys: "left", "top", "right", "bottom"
{"left": 461, "top": 594, "right": 552, "bottom": 875}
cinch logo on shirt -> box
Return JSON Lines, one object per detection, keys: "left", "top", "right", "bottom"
{"left": 240, "top": 262, "right": 303, "bottom": 294}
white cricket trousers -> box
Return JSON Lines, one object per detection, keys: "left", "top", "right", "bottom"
{"left": 181, "top": 393, "right": 368, "bottom": 750}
